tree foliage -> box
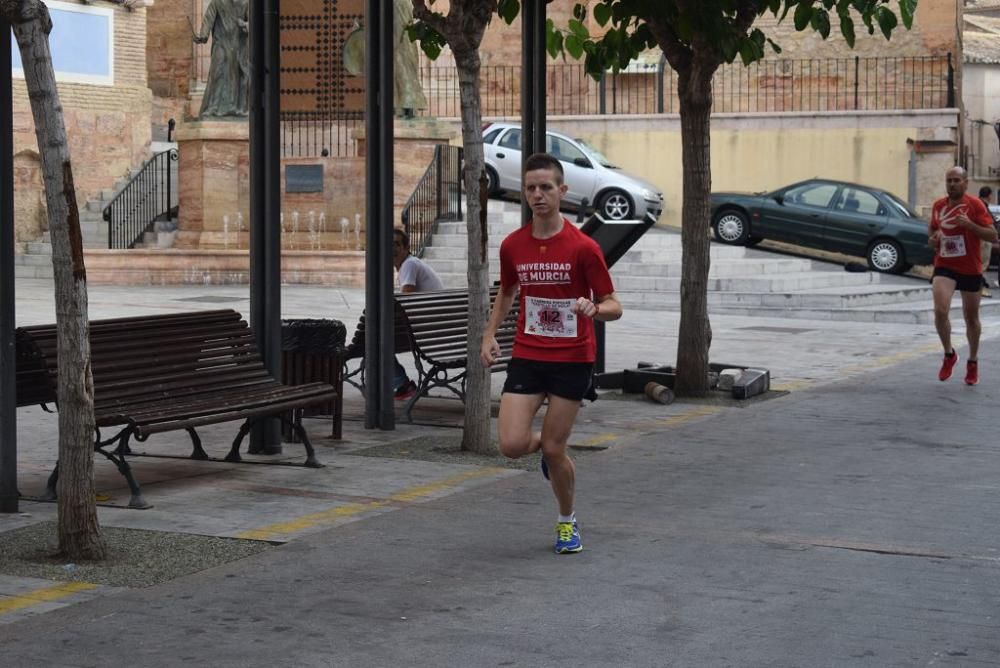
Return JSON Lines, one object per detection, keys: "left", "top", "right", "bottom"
{"left": 556, "top": 1, "right": 915, "bottom": 77}
{"left": 547, "top": 0, "right": 914, "bottom": 395}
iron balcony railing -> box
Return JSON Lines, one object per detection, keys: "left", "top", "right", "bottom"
{"left": 401, "top": 145, "right": 463, "bottom": 257}
{"left": 103, "top": 149, "right": 179, "bottom": 250}
{"left": 419, "top": 54, "right": 955, "bottom": 118}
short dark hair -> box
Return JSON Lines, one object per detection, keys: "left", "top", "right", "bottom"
{"left": 980, "top": 186, "right": 993, "bottom": 199}
{"left": 394, "top": 228, "right": 409, "bottom": 248}
{"left": 523, "top": 152, "right": 564, "bottom": 184}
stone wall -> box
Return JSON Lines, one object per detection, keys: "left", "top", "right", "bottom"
{"left": 146, "top": 0, "right": 197, "bottom": 129}
{"left": 417, "top": 0, "right": 961, "bottom": 117}
{"left": 13, "top": 2, "right": 152, "bottom": 248}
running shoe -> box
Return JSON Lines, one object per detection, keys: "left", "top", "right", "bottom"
{"left": 393, "top": 380, "right": 417, "bottom": 401}
{"left": 965, "top": 360, "right": 979, "bottom": 386}
{"left": 554, "top": 521, "right": 582, "bottom": 554}
{"left": 540, "top": 455, "right": 549, "bottom": 481}
{"left": 938, "top": 350, "right": 959, "bottom": 381}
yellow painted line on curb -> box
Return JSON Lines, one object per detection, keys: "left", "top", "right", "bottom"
{"left": 775, "top": 342, "right": 943, "bottom": 392}
{"left": 648, "top": 405, "right": 720, "bottom": 428}
{"left": 236, "top": 467, "right": 506, "bottom": 542}
{"left": 0, "top": 581, "right": 98, "bottom": 617}
{"left": 839, "top": 342, "right": 941, "bottom": 376}
{"left": 579, "top": 433, "right": 619, "bottom": 448}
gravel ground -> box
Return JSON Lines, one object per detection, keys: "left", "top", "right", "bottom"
{"left": 0, "top": 522, "right": 273, "bottom": 588}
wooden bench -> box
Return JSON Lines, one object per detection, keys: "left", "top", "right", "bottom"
{"left": 15, "top": 309, "right": 339, "bottom": 509}
{"left": 343, "top": 286, "right": 519, "bottom": 422}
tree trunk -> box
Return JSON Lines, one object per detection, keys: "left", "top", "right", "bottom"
{"left": 454, "top": 48, "right": 494, "bottom": 454}
{"left": 674, "top": 65, "right": 714, "bottom": 397}
{"left": 7, "top": 4, "right": 105, "bottom": 560}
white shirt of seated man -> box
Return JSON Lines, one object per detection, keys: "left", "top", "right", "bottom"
{"left": 393, "top": 230, "right": 444, "bottom": 293}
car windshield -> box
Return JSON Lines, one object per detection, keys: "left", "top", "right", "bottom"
{"left": 574, "top": 138, "right": 617, "bottom": 168}
{"left": 882, "top": 192, "right": 920, "bottom": 219}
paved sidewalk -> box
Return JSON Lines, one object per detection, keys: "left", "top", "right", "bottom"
{"left": 2, "top": 278, "right": 999, "bottom": 665}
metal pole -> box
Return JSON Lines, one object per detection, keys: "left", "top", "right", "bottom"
{"left": 520, "top": 0, "right": 546, "bottom": 226}
{"left": 530, "top": 0, "right": 546, "bottom": 156}
{"left": 365, "top": 0, "right": 395, "bottom": 429}
{"left": 249, "top": 0, "right": 282, "bottom": 452}
{"left": 520, "top": 0, "right": 535, "bottom": 226}
{"left": 0, "top": 20, "right": 18, "bottom": 513}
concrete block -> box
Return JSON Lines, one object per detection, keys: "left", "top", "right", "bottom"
{"left": 717, "top": 369, "right": 742, "bottom": 391}
{"left": 732, "top": 368, "right": 770, "bottom": 400}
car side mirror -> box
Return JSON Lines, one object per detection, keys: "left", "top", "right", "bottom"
{"left": 773, "top": 194, "right": 784, "bottom": 205}
{"left": 573, "top": 157, "right": 592, "bottom": 168}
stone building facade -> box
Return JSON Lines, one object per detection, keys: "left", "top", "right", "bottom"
{"left": 13, "top": 0, "right": 152, "bottom": 246}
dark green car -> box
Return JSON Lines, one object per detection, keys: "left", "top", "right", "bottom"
{"left": 710, "top": 178, "right": 933, "bottom": 273}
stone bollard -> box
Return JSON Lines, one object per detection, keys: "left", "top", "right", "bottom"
{"left": 644, "top": 381, "right": 675, "bottom": 405}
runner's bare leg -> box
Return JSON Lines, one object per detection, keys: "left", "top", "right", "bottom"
{"left": 539, "top": 395, "right": 582, "bottom": 517}
{"left": 932, "top": 276, "right": 957, "bottom": 353}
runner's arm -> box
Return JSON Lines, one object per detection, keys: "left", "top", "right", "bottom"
{"left": 594, "top": 293, "right": 623, "bottom": 322}
{"left": 956, "top": 213, "right": 999, "bottom": 242}
{"left": 480, "top": 285, "right": 517, "bottom": 367}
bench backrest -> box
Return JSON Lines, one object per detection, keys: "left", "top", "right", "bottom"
{"left": 343, "top": 287, "right": 516, "bottom": 364}
{"left": 16, "top": 310, "right": 273, "bottom": 410}
{"left": 396, "top": 286, "right": 519, "bottom": 368}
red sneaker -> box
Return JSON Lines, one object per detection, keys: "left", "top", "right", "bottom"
{"left": 938, "top": 350, "right": 959, "bottom": 381}
{"left": 965, "top": 360, "right": 979, "bottom": 386}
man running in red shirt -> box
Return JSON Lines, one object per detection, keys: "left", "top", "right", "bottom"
{"left": 929, "top": 166, "right": 998, "bottom": 385}
{"left": 480, "top": 152, "right": 622, "bottom": 554}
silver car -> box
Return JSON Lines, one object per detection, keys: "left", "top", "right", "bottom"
{"left": 482, "top": 122, "right": 664, "bottom": 221}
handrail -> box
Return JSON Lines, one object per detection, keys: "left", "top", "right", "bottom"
{"left": 103, "top": 149, "right": 179, "bottom": 249}
{"left": 401, "top": 145, "right": 463, "bottom": 258}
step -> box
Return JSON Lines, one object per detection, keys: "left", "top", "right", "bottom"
{"left": 419, "top": 244, "right": 747, "bottom": 263}
{"left": 609, "top": 257, "right": 816, "bottom": 279}
{"left": 706, "top": 298, "right": 1000, "bottom": 325}
{"left": 434, "top": 221, "right": 522, "bottom": 235}
{"left": 14, "top": 263, "right": 53, "bottom": 279}
{"left": 151, "top": 140, "right": 177, "bottom": 154}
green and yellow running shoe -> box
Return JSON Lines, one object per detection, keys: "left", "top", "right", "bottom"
{"left": 554, "top": 521, "right": 582, "bottom": 554}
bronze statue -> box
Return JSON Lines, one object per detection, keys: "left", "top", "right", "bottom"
{"left": 341, "top": 2, "right": 428, "bottom": 118}
{"left": 193, "top": 0, "right": 250, "bottom": 118}
{"left": 392, "top": 0, "right": 427, "bottom": 118}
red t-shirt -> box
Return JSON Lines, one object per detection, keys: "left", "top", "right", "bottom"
{"left": 930, "top": 194, "right": 994, "bottom": 275}
{"left": 499, "top": 219, "right": 615, "bottom": 363}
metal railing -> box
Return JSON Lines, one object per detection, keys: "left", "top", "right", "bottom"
{"left": 103, "top": 149, "right": 179, "bottom": 250}
{"left": 280, "top": 110, "right": 364, "bottom": 159}
{"left": 419, "top": 54, "right": 955, "bottom": 118}
{"left": 401, "top": 145, "right": 463, "bottom": 257}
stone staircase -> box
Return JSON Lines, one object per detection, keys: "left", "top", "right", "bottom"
{"left": 420, "top": 198, "right": 1000, "bottom": 325}
{"left": 14, "top": 141, "right": 178, "bottom": 279}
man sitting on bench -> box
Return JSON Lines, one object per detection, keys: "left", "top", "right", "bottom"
{"left": 392, "top": 228, "right": 444, "bottom": 400}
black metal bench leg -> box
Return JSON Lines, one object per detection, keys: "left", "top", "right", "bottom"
{"left": 403, "top": 376, "right": 432, "bottom": 424}
{"left": 94, "top": 428, "right": 153, "bottom": 510}
{"left": 186, "top": 427, "right": 209, "bottom": 460}
{"left": 226, "top": 419, "right": 254, "bottom": 462}
{"left": 279, "top": 416, "right": 324, "bottom": 468}
{"left": 107, "top": 430, "right": 151, "bottom": 509}
{"left": 42, "top": 462, "right": 59, "bottom": 501}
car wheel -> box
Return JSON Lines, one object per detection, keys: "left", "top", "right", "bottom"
{"left": 712, "top": 210, "right": 750, "bottom": 245}
{"left": 866, "top": 238, "right": 905, "bottom": 273}
{"left": 598, "top": 190, "right": 633, "bottom": 220}
{"left": 485, "top": 166, "right": 500, "bottom": 196}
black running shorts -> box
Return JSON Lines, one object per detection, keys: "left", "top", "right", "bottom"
{"left": 933, "top": 267, "right": 985, "bottom": 293}
{"left": 502, "top": 358, "right": 594, "bottom": 401}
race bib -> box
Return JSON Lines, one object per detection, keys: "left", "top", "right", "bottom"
{"left": 940, "top": 234, "right": 967, "bottom": 258}
{"left": 524, "top": 297, "right": 578, "bottom": 338}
